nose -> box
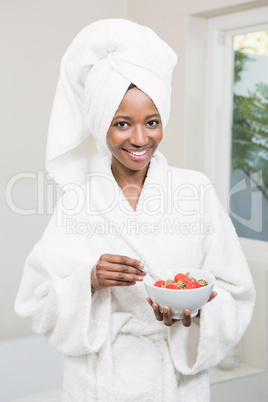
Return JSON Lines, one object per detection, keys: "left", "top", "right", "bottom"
{"left": 129, "top": 125, "right": 148, "bottom": 147}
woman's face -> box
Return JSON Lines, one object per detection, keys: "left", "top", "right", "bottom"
{"left": 107, "top": 87, "right": 163, "bottom": 174}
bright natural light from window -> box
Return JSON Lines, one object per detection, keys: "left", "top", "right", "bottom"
{"left": 229, "top": 31, "right": 268, "bottom": 241}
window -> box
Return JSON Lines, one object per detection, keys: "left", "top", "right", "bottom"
{"left": 205, "top": 6, "right": 268, "bottom": 260}
{"left": 230, "top": 31, "right": 268, "bottom": 241}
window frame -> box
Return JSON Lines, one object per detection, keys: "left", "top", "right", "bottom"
{"left": 205, "top": 6, "right": 268, "bottom": 263}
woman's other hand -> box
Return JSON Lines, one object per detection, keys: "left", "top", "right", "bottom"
{"left": 146, "top": 290, "right": 217, "bottom": 327}
{"left": 91, "top": 254, "right": 145, "bottom": 292}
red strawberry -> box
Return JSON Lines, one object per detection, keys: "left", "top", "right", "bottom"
{"left": 185, "top": 281, "right": 200, "bottom": 289}
{"left": 166, "top": 283, "right": 179, "bottom": 289}
{"left": 154, "top": 280, "right": 165, "bottom": 287}
{"left": 174, "top": 273, "right": 191, "bottom": 283}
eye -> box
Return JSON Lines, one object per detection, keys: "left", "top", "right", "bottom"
{"left": 115, "top": 122, "right": 128, "bottom": 128}
{"left": 147, "top": 120, "right": 160, "bottom": 127}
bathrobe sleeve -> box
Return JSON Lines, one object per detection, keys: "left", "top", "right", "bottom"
{"left": 168, "top": 175, "right": 256, "bottom": 375}
{"left": 14, "top": 191, "right": 111, "bottom": 357}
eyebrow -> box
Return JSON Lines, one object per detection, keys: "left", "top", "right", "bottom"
{"left": 112, "top": 113, "right": 161, "bottom": 122}
{"left": 146, "top": 114, "right": 161, "bottom": 120}
{"left": 112, "top": 115, "right": 132, "bottom": 121}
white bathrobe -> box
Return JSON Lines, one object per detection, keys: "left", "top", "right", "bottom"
{"left": 15, "top": 152, "right": 255, "bottom": 401}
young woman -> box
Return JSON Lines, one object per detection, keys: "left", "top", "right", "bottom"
{"left": 15, "top": 19, "right": 255, "bottom": 401}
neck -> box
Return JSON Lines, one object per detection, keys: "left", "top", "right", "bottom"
{"left": 111, "top": 159, "right": 149, "bottom": 190}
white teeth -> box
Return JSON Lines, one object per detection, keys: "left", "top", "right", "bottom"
{"left": 128, "top": 149, "right": 148, "bottom": 156}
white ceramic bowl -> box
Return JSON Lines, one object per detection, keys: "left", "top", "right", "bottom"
{"left": 143, "top": 269, "right": 215, "bottom": 319}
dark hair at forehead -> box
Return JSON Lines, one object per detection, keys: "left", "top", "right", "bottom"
{"left": 127, "top": 83, "right": 137, "bottom": 90}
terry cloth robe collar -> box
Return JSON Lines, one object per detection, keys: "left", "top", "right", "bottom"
{"left": 86, "top": 150, "right": 167, "bottom": 212}
{"left": 80, "top": 150, "right": 172, "bottom": 265}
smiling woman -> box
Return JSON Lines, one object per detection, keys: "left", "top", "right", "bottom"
{"left": 14, "top": 18, "right": 255, "bottom": 402}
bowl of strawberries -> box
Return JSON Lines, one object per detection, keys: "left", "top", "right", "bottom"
{"left": 143, "top": 269, "right": 215, "bottom": 319}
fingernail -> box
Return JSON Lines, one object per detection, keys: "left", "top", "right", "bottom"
{"left": 153, "top": 304, "right": 157, "bottom": 310}
{"left": 139, "top": 261, "right": 144, "bottom": 268}
{"left": 163, "top": 307, "right": 168, "bottom": 314}
{"left": 138, "top": 276, "right": 143, "bottom": 281}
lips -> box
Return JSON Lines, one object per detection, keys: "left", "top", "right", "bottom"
{"left": 122, "top": 147, "right": 152, "bottom": 161}
{"left": 127, "top": 149, "right": 148, "bottom": 156}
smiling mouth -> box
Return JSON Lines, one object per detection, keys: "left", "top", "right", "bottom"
{"left": 121, "top": 147, "right": 153, "bottom": 161}
{"left": 125, "top": 149, "right": 149, "bottom": 156}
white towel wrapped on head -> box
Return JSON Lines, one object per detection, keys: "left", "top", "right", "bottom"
{"left": 46, "top": 19, "right": 177, "bottom": 186}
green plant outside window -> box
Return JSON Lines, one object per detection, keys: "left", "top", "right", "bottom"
{"left": 229, "top": 31, "right": 268, "bottom": 241}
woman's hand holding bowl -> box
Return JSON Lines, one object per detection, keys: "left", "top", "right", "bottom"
{"left": 146, "top": 291, "right": 217, "bottom": 327}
